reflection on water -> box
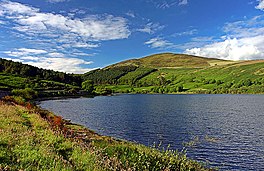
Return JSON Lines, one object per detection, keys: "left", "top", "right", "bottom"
{"left": 40, "top": 94, "right": 264, "bottom": 170}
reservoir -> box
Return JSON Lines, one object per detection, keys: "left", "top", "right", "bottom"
{"left": 40, "top": 94, "right": 264, "bottom": 170}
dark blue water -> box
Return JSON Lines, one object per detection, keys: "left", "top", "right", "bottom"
{"left": 39, "top": 94, "right": 264, "bottom": 170}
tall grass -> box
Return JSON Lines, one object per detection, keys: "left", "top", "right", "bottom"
{"left": 0, "top": 100, "right": 213, "bottom": 170}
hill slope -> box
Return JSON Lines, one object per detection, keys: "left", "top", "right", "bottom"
{"left": 84, "top": 53, "right": 264, "bottom": 94}
{"left": 107, "top": 53, "right": 237, "bottom": 68}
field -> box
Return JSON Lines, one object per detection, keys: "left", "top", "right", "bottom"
{"left": 95, "top": 56, "right": 264, "bottom": 94}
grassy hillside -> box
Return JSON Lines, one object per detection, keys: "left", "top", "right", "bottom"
{"left": 108, "top": 53, "right": 236, "bottom": 68}
{"left": 0, "top": 100, "right": 212, "bottom": 170}
{"left": 2, "top": 53, "right": 264, "bottom": 95}
{"left": 83, "top": 53, "right": 264, "bottom": 94}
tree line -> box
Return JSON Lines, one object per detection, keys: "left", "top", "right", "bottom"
{"left": 0, "top": 58, "right": 82, "bottom": 86}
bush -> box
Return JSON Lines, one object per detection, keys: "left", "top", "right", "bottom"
{"left": 81, "top": 80, "right": 94, "bottom": 94}
{"left": 11, "top": 88, "right": 38, "bottom": 100}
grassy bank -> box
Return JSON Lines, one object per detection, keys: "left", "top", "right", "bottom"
{"left": 0, "top": 100, "right": 213, "bottom": 171}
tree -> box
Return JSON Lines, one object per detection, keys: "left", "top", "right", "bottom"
{"left": 82, "top": 80, "right": 94, "bottom": 94}
{"left": 11, "top": 88, "right": 38, "bottom": 100}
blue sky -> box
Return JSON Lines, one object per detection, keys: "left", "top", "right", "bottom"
{"left": 0, "top": 0, "right": 264, "bottom": 73}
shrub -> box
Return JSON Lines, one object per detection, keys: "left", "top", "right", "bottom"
{"left": 11, "top": 88, "right": 38, "bottom": 100}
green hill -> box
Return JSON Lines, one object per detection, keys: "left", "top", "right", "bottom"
{"left": 107, "top": 53, "right": 237, "bottom": 68}
{"left": 1, "top": 53, "right": 264, "bottom": 95}
{"left": 84, "top": 53, "right": 264, "bottom": 94}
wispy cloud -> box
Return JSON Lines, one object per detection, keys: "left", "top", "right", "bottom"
{"left": 148, "top": 0, "right": 188, "bottom": 9}
{"left": 46, "top": 0, "right": 69, "bottom": 3}
{"left": 222, "top": 15, "right": 264, "bottom": 38}
{"left": 4, "top": 48, "right": 47, "bottom": 57}
{"left": 256, "top": 0, "right": 264, "bottom": 10}
{"left": 178, "top": 0, "right": 188, "bottom": 6}
{"left": 173, "top": 29, "right": 197, "bottom": 36}
{"left": 137, "top": 22, "right": 165, "bottom": 34}
{"left": 0, "top": 1, "right": 131, "bottom": 73}
{"left": 126, "top": 11, "right": 135, "bottom": 18}
{"left": 185, "top": 16, "right": 264, "bottom": 60}
{"left": 144, "top": 37, "right": 174, "bottom": 49}
{"left": 174, "top": 36, "right": 215, "bottom": 50}
{"left": 147, "top": 0, "right": 178, "bottom": 9}
{"left": 0, "top": 1, "right": 130, "bottom": 42}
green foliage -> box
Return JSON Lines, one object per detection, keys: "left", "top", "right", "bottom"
{"left": 11, "top": 88, "right": 38, "bottom": 100}
{"left": 118, "top": 67, "right": 157, "bottom": 85}
{"left": 0, "top": 58, "right": 82, "bottom": 86}
{"left": 83, "top": 65, "right": 137, "bottom": 84}
{"left": 82, "top": 80, "right": 94, "bottom": 93}
{"left": 95, "top": 86, "right": 112, "bottom": 95}
{"left": 100, "top": 60, "right": 264, "bottom": 94}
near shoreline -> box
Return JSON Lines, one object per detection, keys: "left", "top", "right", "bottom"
{"left": 0, "top": 96, "right": 214, "bottom": 171}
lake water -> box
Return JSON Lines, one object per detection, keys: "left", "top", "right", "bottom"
{"left": 39, "top": 94, "right": 264, "bottom": 170}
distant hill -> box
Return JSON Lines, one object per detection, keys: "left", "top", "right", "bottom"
{"left": 1, "top": 53, "right": 264, "bottom": 95}
{"left": 107, "top": 53, "right": 237, "bottom": 68}
{"left": 84, "top": 53, "right": 264, "bottom": 94}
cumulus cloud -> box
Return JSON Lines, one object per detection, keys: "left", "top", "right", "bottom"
{"left": 137, "top": 22, "right": 165, "bottom": 34}
{"left": 256, "top": 0, "right": 264, "bottom": 10}
{"left": 184, "top": 16, "right": 264, "bottom": 60}
{"left": 185, "top": 37, "right": 264, "bottom": 60}
{"left": 4, "top": 48, "right": 93, "bottom": 73}
{"left": 25, "top": 57, "right": 93, "bottom": 74}
{"left": 145, "top": 37, "right": 174, "bottom": 49}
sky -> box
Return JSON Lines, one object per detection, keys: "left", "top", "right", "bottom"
{"left": 0, "top": 0, "right": 264, "bottom": 73}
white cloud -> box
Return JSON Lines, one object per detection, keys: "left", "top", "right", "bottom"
{"left": 0, "top": 1, "right": 131, "bottom": 48}
{"left": 0, "top": 20, "right": 6, "bottom": 24}
{"left": 178, "top": 0, "right": 188, "bottom": 6}
{"left": 0, "top": 1, "right": 131, "bottom": 73}
{"left": 47, "top": 0, "right": 68, "bottom": 3}
{"left": 137, "top": 22, "right": 165, "bottom": 34}
{"left": 126, "top": 11, "right": 135, "bottom": 18}
{"left": 147, "top": 0, "right": 178, "bottom": 9}
{"left": 173, "top": 29, "right": 197, "bottom": 36}
{"left": 4, "top": 48, "right": 94, "bottom": 73}
{"left": 25, "top": 57, "right": 93, "bottom": 74}
{"left": 0, "top": 1, "right": 39, "bottom": 14}
{"left": 256, "top": 0, "right": 264, "bottom": 10}
{"left": 72, "top": 52, "right": 96, "bottom": 56}
{"left": 185, "top": 16, "right": 264, "bottom": 60}
{"left": 191, "top": 36, "right": 214, "bottom": 42}
{"left": 2, "top": 57, "right": 23, "bottom": 62}
{"left": 145, "top": 37, "right": 174, "bottom": 49}
{"left": 4, "top": 48, "right": 47, "bottom": 57}
{"left": 223, "top": 15, "right": 264, "bottom": 38}
{"left": 48, "top": 52, "right": 65, "bottom": 57}
{"left": 185, "top": 37, "right": 264, "bottom": 60}
{"left": 20, "top": 56, "right": 39, "bottom": 61}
